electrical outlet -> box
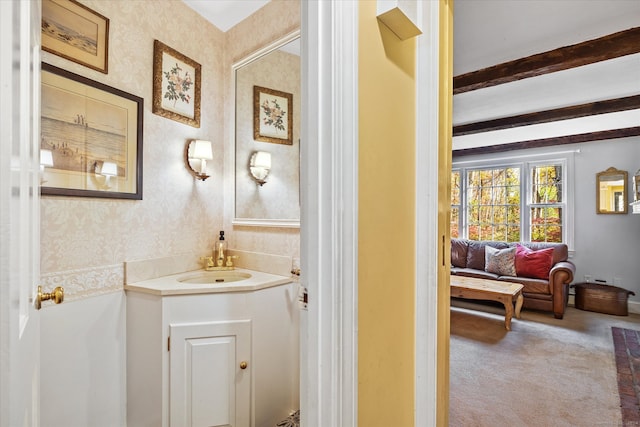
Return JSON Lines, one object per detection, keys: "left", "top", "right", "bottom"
{"left": 584, "top": 274, "right": 592, "bottom": 283}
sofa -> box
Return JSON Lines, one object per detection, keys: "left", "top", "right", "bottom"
{"left": 450, "top": 238, "right": 576, "bottom": 319}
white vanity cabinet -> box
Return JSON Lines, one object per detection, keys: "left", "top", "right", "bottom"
{"left": 126, "top": 275, "right": 299, "bottom": 427}
{"left": 169, "top": 319, "right": 252, "bottom": 427}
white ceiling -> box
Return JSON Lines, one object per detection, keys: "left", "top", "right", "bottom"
{"left": 183, "top": 0, "right": 640, "bottom": 77}
{"left": 183, "top": 0, "right": 640, "bottom": 150}
{"left": 453, "top": 0, "right": 640, "bottom": 75}
{"left": 182, "top": 0, "right": 269, "bottom": 32}
{"left": 453, "top": 0, "right": 640, "bottom": 150}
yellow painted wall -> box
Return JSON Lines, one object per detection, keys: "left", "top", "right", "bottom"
{"left": 358, "top": 2, "right": 416, "bottom": 426}
{"left": 438, "top": 1, "right": 454, "bottom": 425}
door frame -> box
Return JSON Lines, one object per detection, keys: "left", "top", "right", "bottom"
{"left": 415, "top": 1, "right": 453, "bottom": 425}
{"left": 300, "top": 1, "right": 359, "bottom": 426}
{"left": 301, "top": 1, "right": 445, "bottom": 426}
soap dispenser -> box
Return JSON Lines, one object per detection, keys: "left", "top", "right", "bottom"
{"left": 216, "top": 230, "right": 227, "bottom": 266}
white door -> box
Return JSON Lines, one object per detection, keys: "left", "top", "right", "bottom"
{"left": 170, "top": 320, "right": 251, "bottom": 427}
{"left": 0, "top": 1, "right": 42, "bottom": 426}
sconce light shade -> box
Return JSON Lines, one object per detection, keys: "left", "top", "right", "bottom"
{"left": 191, "top": 140, "right": 213, "bottom": 160}
{"left": 100, "top": 161, "right": 118, "bottom": 177}
{"left": 250, "top": 151, "right": 271, "bottom": 186}
{"left": 91, "top": 160, "right": 118, "bottom": 189}
{"left": 40, "top": 149, "right": 54, "bottom": 185}
{"left": 40, "top": 149, "right": 54, "bottom": 168}
{"left": 185, "top": 139, "right": 213, "bottom": 181}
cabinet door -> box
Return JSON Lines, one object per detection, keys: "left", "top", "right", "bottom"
{"left": 170, "top": 320, "right": 251, "bottom": 427}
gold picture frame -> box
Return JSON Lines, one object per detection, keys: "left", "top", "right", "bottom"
{"left": 41, "top": 63, "right": 143, "bottom": 200}
{"left": 596, "top": 167, "right": 628, "bottom": 214}
{"left": 152, "top": 40, "right": 201, "bottom": 128}
{"left": 42, "top": 0, "right": 110, "bottom": 74}
{"left": 253, "top": 85, "right": 293, "bottom": 145}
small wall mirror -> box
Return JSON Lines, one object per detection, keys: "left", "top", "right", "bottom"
{"left": 596, "top": 167, "right": 628, "bottom": 214}
{"left": 233, "top": 32, "right": 300, "bottom": 227}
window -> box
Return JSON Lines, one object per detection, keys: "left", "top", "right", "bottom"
{"left": 451, "top": 170, "right": 460, "bottom": 238}
{"left": 452, "top": 154, "right": 573, "bottom": 246}
{"left": 466, "top": 166, "right": 521, "bottom": 242}
{"left": 529, "top": 163, "right": 563, "bottom": 243}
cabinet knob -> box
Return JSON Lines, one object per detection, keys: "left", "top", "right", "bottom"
{"left": 239, "top": 361, "right": 248, "bottom": 370}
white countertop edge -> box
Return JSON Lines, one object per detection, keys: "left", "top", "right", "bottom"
{"left": 123, "top": 268, "right": 293, "bottom": 296}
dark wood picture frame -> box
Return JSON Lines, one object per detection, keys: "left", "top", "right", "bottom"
{"left": 41, "top": 0, "right": 110, "bottom": 74}
{"left": 152, "top": 40, "right": 201, "bottom": 127}
{"left": 253, "top": 85, "right": 293, "bottom": 145}
{"left": 41, "top": 63, "right": 143, "bottom": 200}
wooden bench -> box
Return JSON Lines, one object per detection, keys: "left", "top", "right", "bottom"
{"left": 450, "top": 276, "right": 524, "bottom": 331}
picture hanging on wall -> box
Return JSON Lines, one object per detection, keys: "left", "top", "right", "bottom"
{"left": 254, "top": 85, "right": 293, "bottom": 145}
{"left": 41, "top": 0, "right": 110, "bottom": 74}
{"left": 40, "top": 63, "right": 143, "bottom": 200}
{"left": 152, "top": 40, "right": 201, "bottom": 127}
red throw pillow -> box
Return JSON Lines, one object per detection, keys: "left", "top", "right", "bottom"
{"left": 515, "top": 244, "right": 554, "bottom": 280}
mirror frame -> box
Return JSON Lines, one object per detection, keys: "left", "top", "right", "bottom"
{"left": 596, "top": 166, "right": 628, "bottom": 214}
{"left": 231, "top": 30, "right": 301, "bottom": 228}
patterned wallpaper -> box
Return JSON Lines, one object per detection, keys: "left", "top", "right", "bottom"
{"left": 40, "top": 0, "right": 301, "bottom": 299}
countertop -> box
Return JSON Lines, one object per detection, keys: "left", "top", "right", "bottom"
{"left": 124, "top": 268, "right": 293, "bottom": 296}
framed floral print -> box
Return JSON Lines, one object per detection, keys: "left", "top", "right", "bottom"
{"left": 41, "top": 0, "right": 110, "bottom": 73}
{"left": 253, "top": 85, "right": 293, "bottom": 145}
{"left": 152, "top": 40, "right": 201, "bottom": 127}
{"left": 40, "top": 63, "right": 143, "bottom": 200}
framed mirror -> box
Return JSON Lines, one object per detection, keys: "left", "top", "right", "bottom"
{"left": 233, "top": 31, "right": 300, "bottom": 227}
{"left": 596, "top": 167, "right": 628, "bottom": 214}
{"left": 634, "top": 169, "right": 640, "bottom": 203}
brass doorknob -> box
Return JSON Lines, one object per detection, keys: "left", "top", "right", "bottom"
{"left": 239, "top": 361, "right": 248, "bottom": 370}
{"left": 35, "top": 285, "right": 64, "bottom": 310}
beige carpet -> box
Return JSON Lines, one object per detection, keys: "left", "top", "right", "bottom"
{"left": 450, "top": 299, "right": 640, "bottom": 426}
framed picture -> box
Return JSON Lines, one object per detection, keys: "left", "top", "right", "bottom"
{"left": 40, "top": 63, "right": 143, "bottom": 200}
{"left": 152, "top": 40, "right": 201, "bottom": 127}
{"left": 41, "top": 0, "right": 110, "bottom": 74}
{"left": 253, "top": 86, "right": 293, "bottom": 145}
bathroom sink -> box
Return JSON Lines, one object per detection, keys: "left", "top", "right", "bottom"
{"left": 178, "top": 271, "right": 252, "bottom": 284}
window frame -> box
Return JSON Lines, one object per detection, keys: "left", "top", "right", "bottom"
{"left": 463, "top": 162, "right": 522, "bottom": 242}
{"left": 452, "top": 151, "right": 575, "bottom": 250}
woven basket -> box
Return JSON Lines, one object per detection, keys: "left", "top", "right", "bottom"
{"left": 572, "top": 283, "right": 635, "bottom": 316}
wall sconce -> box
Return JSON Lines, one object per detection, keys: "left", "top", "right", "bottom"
{"left": 93, "top": 160, "right": 118, "bottom": 189}
{"left": 100, "top": 161, "right": 118, "bottom": 178}
{"left": 185, "top": 139, "right": 213, "bottom": 181}
{"left": 249, "top": 151, "right": 271, "bottom": 186}
{"left": 40, "top": 149, "right": 53, "bottom": 184}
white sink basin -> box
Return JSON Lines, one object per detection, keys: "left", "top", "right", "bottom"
{"left": 178, "top": 271, "right": 252, "bottom": 284}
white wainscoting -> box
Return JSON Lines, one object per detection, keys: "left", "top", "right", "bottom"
{"left": 40, "top": 292, "right": 126, "bottom": 427}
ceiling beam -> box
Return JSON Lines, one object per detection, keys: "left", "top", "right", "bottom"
{"left": 453, "top": 95, "right": 640, "bottom": 136}
{"left": 453, "top": 27, "right": 640, "bottom": 95}
{"left": 453, "top": 127, "right": 640, "bottom": 157}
